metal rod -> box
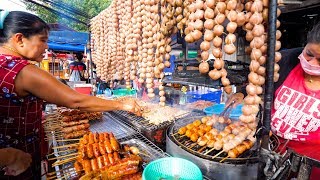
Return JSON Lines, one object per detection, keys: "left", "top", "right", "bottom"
{"left": 262, "top": 0, "right": 277, "bottom": 152}
{"left": 258, "top": 0, "right": 278, "bottom": 178}
{"left": 88, "top": 30, "right": 94, "bottom": 89}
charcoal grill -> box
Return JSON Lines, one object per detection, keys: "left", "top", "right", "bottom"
{"left": 166, "top": 115, "right": 279, "bottom": 180}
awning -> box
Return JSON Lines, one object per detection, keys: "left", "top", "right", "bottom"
{"left": 48, "top": 31, "right": 89, "bottom": 52}
{"left": 48, "top": 42, "right": 85, "bottom": 52}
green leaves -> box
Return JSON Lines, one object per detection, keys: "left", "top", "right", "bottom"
{"left": 24, "top": 0, "right": 112, "bottom": 31}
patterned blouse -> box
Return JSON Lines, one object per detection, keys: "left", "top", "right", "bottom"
{"left": 0, "top": 54, "right": 43, "bottom": 179}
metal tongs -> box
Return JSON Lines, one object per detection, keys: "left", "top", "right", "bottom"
{"left": 219, "top": 93, "right": 244, "bottom": 120}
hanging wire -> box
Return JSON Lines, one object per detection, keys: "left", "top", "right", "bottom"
{"left": 39, "top": 0, "right": 90, "bottom": 19}
{"left": 23, "top": 0, "right": 88, "bottom": 25}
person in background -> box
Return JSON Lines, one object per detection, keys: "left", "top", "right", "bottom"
{"left": 69, "top": 52, "right": 86, "bottom": 82}
{"left": 229, "top": 21, "right": 320, "bottom": 179}
{"left": 0, "top": 11, "right": 142, "bottom": 179}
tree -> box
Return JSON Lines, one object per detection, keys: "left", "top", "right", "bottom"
{"left": 24, "top": 0, "right": 112, "bottom": 32}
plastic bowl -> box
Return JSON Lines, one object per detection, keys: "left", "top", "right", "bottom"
{"left": 203, "top": 103, "right": 243, "bottom": 118}
{"left": 142, "top": 157, "right": 202, "bottom": 180}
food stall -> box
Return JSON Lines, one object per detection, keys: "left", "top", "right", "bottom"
{"left": 43, "top": 0, "right": 320, "bottom": 179}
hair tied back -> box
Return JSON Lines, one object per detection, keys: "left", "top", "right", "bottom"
{"left": 0, "top": 10, "right": 10, "bottom": 30}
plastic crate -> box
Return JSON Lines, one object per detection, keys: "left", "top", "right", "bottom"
{"left": 187, "top": 90, "right": 222, "bottom": 104}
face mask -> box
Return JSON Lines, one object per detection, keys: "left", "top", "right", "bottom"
{"left": 299, "top": 52, "right": 320, "bottom": 76}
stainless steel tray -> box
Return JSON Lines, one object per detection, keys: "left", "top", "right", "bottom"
{"left": 46, "top": 113, "right": 169, "bottom": 179}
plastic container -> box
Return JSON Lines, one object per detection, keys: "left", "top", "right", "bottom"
{"left": 112, "top": 88, "right": 137, "bottom": 97}
{"left": 187, "top": 90, "right": 222, "bottom": 104}
{"left": 203, "top": 103, "right": 243, "bottom": 118}
{"left": 74, "top": 84, "right": 92, "bottom": 95}
{"left": 143, "top": 157, "right": 202, "bottom": 180}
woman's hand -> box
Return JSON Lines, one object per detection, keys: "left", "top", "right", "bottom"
{"left": 2, "top": 148, "right": 32, "bottom": 176}
{"left": 121, "top": 99, "right": 142, "bottom": 116}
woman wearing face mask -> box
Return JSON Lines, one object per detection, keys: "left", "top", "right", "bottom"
{"left": 0, "top": 11, "right": 142, "bottom": 179}
{"left": 228, "top": 22, "right": 320, "bottom": 178}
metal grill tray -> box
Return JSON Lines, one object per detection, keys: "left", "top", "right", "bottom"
{"left": 168, "top": 115, "right": 259, "bottom": 164}
{"left": 89, "top": 113, "right": 136, "bottom": 139}
{"left": 110, "top": 110, "right": 189, "bottom": 132}
{"left": 49, "top": 114, "right": 169, "bottom": 179}
{"left": 118, "top": 134, "right": 169, "bottom": 167}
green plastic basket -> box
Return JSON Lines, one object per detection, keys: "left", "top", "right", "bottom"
{"left": 143, "top": 157, "right": 202, "bottom": 180}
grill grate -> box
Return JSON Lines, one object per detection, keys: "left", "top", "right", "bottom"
{"left": 45, "top": 113, "right": 169, "bottom": 179}
{"left": 168, "top": 116, "right": 260, "bottom": 164}
{"left": 89, "top": 113, "right": 136, "bottom": 139}
{"left": 110, "top": 110, "right": 190, "bottom": 132}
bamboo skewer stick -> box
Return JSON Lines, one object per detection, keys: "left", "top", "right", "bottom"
{"left": 188, "top": 143, "right": 197, "bottom": 149}
{"left": 52, "top": 143, "right": 79, "bottom": 149}
{"left": 48, "top": 152, "right": 78, "bottom": 161}
{"left": 219, "top": 155, "right": 230, "bottom": 163}
{"left": 138, "top": 152, "right": 151, "bottom": 158}
{"left": 52, "top": 156, "right": 77, "bottom": 167}
{"left": 198, "top": 145, "right": 207, "bottom": 153}
{"left": 47, "top": 148, "right": 76, "bottom": 156}
{"left": 204, "top": 147, "right": 215, "bottom": 155}
{"left": 212, "top": 151, "right": 224, "bottom": 159}
{"left": 55, "top": 138, "right": 80, "bottom": 142}
{"left": 171, "top": 132, "right": 179, "bottom": 136}
{"left": 46, "top": 166, "right": 74, "bottom": 176}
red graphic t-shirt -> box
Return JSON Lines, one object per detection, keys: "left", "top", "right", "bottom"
{"left": 272, "top": 63, "right": 320, "bottom": 142}
{"left": 0, "top": 54, "right": 43, "bottom": 179}
{"left": 271, "top": 63, "right": 320, "bottom": 161}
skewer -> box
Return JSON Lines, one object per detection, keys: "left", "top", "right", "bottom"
{"left": 47, "top": 152, "right": 78, "bottom": 161}
{"left": 219, "top": 155, "right": 230, "bottom": 163}
{"left": 138, "top": 152, "right": 151, "bottom": 158}
{"left": 54, "top": 138, "right": 80, "bottom": 142}
{"left": 212, "top": 151, "right": 224, "bottom": 159}
{"left": 47, "top": 148, "right": 76, "bottom": 156}
{"left": 52, "top": 157, "right": 77, "bottom": 167}
{"left": 188, "top": 143, "right": 197, "bottom": 149}
{"left": 171, "top": 132, "right": 179, "bottom": 136}
{"left": 52, "top": 143, "right": 79, "bottom": 149}
{"left": 198, "top": 145, "right": 207, "bottom": 153}
{"left": 46, "top": 166, "right": 75, "bottom": 176}
{"left": 44, "top": 129, "right": 62, "bottom": 133}
{"left": 204, "top": 148, "right": 215, "bottom": 155}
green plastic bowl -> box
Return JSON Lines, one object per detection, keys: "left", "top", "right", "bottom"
{"left": 143, "top": 157, "right": 202, "bottom": 180}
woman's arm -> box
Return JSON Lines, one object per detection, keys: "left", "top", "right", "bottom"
{"left": 14, "top": 65, "right": 141, "bottom": 115}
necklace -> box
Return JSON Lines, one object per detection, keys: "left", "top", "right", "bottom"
{"left": 2, "top": 45, "right": 21, "bottom": 55}
{"left": 307, "top": 75, "right": 313, "bottom": 83}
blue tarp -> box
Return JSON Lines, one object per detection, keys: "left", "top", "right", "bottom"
{"left": 48, "top": 31, "right": 89, "bottom": 52}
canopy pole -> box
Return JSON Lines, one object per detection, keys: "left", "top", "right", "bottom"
{"left": 258, "top": 0, "right": 278, "bottom": 178}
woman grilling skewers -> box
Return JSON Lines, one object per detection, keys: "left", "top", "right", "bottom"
{"left": 0, "top": 11, "right": 142, "bottom": 179}
{"left": 229, "top": 22, "right": 320, "bottom": 179}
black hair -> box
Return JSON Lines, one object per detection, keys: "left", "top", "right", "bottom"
{"left": 0, "top": 11, "right": 50, "bottom": 44}
{"left": 75, "top": 53, "right": 83, "bottom": 61}
{"left": 307, "top": 21, "right": 320, "bottom": 44}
